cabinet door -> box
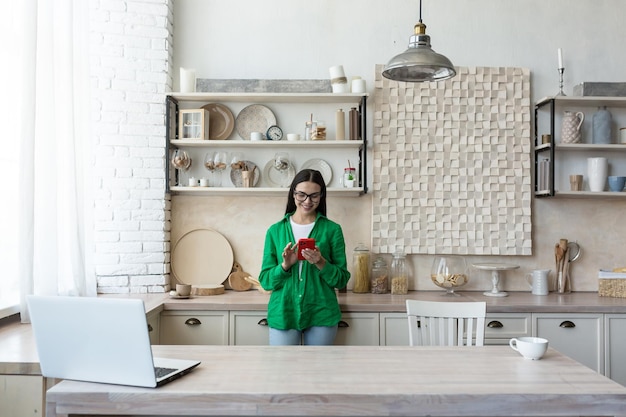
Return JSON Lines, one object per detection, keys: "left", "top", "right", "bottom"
{"left": 379, "top": 312, "right": 409, "bottom": 346}
{"left": 484, "top": 313, "right": 532, "bottom": 346}
{"left": 335, "top": 312, "right": 379, "bottom": 345}
{"left": 229, "top": 311, "right": 269, "bottom": 345}
{"left": 605, "top": 314, "right": 626, "bottom": 386}
{"left": 0, "top": 375, "right": 45, "bottom": 417}
{"left": 147, "top": 309, "right": 160, "bottom": 345}
{"left": 160, "top": 310, "right": 229, "bottom": 345}
{"left": 533, "top": 313, "right": 603, "bottom": 373}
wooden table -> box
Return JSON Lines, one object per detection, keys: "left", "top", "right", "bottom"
{"left": 45, "top": 345, "right": 626, "bottom": 417}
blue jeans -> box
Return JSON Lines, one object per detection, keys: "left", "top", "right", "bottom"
{"left": 269, "top": 325, "right": 338, "bottom": 346}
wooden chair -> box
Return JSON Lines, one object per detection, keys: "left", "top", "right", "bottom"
{"left": 406, "top": 299, "right": 486, "bottom": 346}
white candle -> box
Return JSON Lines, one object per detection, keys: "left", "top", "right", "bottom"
{"left": 180, "top": 67, "right": 196, "bottom": 93}
{"left": 558, "top": 48, "right": 563, "bottom": 69}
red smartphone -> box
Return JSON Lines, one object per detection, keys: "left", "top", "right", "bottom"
{"left": 297, "top": 238, "right": 316, "bottom": 260}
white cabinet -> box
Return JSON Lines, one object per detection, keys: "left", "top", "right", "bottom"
{"left": 484, "top": 313, "right": 532, "bottom": 345}
{"left": 604, "top": 314, "right": 626, "bottom": 386}
{"left": 379, "top": 312, "right": 409, "bottom": 346}
{"left": 229, "top": 311, "right": 269, "bottom": 345}
{"left": 334, "top": 312, "right": 379, "bottom": 345}
{"left": 166, "top": 92, "right": 368, "bottom": 197}
{"left": 534, "top": 96, "right": 626, "bottom": 198}
{"left": 0, "top": 375, "right": 45, "bottom": 417}
{"left": 147, "top": 309, "right": 160, "bottom": 345}
{"left": 159, "top": 310, "right": 229, "bottom": 345}
{"left": 533, "top": 313, "right": 603, "bottom": 373}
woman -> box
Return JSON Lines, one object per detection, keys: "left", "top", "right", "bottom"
{"left": 259, "top": 169, "right": 350, "bottom": 345}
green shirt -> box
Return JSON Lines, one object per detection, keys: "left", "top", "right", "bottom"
{"left": 259, "top": 212, "right": 350, "bottom": 330}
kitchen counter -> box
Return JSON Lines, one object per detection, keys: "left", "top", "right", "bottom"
{"left": 45, "top": 344, "right": 626, "bottom": 417}
{"left": 2, "top": 290, "right": 626, "bottom": 375}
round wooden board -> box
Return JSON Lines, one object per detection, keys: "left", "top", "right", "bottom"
{"left": 192, "top": 284, "right": 225, "bottom": 296}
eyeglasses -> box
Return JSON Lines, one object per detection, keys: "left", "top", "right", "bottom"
{"left": 294, "top": 191, "right": 322, "bottom": 203}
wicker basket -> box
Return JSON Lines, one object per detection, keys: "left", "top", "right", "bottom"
{"left": 598, "top": 277, "right": 626, "bottom": 298}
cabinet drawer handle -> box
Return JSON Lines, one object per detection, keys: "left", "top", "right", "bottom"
{"left": 487, "top": 321, "right": 503, "bottom": 328}
{"left": 147, "top": 324, "right": 153, "bottom": 332}
{"left": 559, "top": 320, "right": 575, "bottom": 328}
{"left": 338, "top": 320, "right": 349, "bottom": 328}
{"left": 184, "top": 318, "right": 202, "bottom": 326}
{"left": 257, "top": 318, "right": 268, "bottom": 326}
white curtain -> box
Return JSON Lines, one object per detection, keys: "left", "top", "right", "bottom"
{"left": 15, "top": 0, "right": 96, "bottom": 322}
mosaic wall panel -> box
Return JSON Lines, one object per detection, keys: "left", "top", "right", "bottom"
{"left": 372, "top": 65, "right": 532, "bottom": 255}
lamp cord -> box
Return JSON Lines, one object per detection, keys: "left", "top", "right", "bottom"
{"left": 418, "top": 0, "right": 423, "bottom": 23}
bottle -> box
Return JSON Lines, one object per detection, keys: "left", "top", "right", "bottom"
{"left": 336, "top": 109, "right": 346, "bottom": 140}
{"left": 592, "top": 106, "right": 612, "bottom": 144}
{"left": 390, "top": 249, "right": 411, "bottom": 295}
{"left": 370, "top": 257, "right": 389, "bottom": 294}
{"left": 349, "top": 107, "right": 359, "bottom": 140}
{"left": 352, "top": 243, "right": 370, "bottom": 293}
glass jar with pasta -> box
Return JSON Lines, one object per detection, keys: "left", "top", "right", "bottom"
{"left": 352, "top": 243, "right": 370, "bottom": 293}
{"left": 391, "top": 249, "right": 411, "bottom": 295}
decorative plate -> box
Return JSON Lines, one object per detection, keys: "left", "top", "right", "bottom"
{"left": 171, "top": 228, "right": 234, "bottom": 286}
{"left": 229, "top": 161, "right": 261, "bottom": 187}
{"left": 235, "top": 104, "right": 276, "bottom": 140}
{"left": 201, "top": 103, "right": 235, "bottom": 140}
{"left": 263, "top": 159, "right": 296, "bottom": 188}
{"left": 300, "top": 158, "right": 333, "bottom": 186}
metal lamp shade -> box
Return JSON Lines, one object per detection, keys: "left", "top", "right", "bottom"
{"left": 383, "top": 21, "right": 456, "bottom": 83}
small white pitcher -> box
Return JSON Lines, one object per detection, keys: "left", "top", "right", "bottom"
{"left": 525, "top": 269, "right": 550, "bottom": 295}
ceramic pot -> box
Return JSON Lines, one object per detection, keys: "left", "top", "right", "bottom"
{"left": 561, "top": 111, "right": 584, "bottom": 143}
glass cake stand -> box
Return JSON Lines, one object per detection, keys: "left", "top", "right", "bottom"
{"left": 472, "top": 263, "right": 520, "bottom": 297}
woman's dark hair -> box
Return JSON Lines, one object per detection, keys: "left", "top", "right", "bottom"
{"left": 285, "top": 169, "right": 327, "bottom": 216}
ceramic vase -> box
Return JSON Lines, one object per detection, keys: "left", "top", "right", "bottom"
{"left": 592, "top": 106, "right": 612, "bottom": 144}
{"left": 560, "top": 111, "right": 584, "bottom": 143}
{"left": 587, "top": 157, "right": 608, "bottom": 192}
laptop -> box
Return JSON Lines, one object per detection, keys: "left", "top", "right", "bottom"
{"left": 27, "top": 295, "right": 200, "bottom": 388}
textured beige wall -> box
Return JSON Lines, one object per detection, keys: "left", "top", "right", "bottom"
{"left": 172, "top": 193, "right": 626, "bottom": 294}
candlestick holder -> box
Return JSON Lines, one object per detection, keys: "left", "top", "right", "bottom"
{"left": 556, "top": 67, "right": 566, "bottom": 96}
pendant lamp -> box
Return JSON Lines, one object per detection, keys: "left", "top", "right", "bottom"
{"left": 382, "top": 0, "right": 456, "bottom": 82}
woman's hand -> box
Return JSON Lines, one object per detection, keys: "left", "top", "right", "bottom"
{"left": 302, "top": 245, "right": 326, "bottom": 270}
{"left": 281, "top": 242, "right": 297, "bottom": 271}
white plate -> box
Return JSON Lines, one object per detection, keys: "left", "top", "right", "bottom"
{"left": 300, "top": 158, "right": 333, "bottom": 186}
{"left": 235, "top": 104, "right": 276, "bottom": 140}
{"left": 171, "top": 228, "right": 234, "bottom": 286}
{"left": 229, "top": 161, "right": 261, "bottom": 187}
{"left": 263, "top": 159, "right": 296, "bottom": 188}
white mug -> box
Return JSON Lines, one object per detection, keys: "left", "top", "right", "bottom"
{"left": 620, "top": 127, "right": 626, "bottom": 144}
{"left": 250, "top": 131, "right": 263, "bottom": 141}
{"left": 510, "top": 337, "right": 549, "bottom": 360}
{"left": 525, "top": 269, "right": 550, "bottom": 295}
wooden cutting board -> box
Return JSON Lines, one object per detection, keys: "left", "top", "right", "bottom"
{"left": 228, "top": 262, "right": 253, "bottom": 292}
{"left": 192, "top": 284, "right": 225, "bottom": 296}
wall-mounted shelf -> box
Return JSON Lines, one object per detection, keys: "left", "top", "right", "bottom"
{"left": 534, "top": 96, "right": 626, "bottom": 199}
{"left": 165, "top": 92, "right": 368, "bottom": 196}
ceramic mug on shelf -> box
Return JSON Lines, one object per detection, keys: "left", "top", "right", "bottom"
{"left": 525, "top": 269, "right": 550, "bottom": 295}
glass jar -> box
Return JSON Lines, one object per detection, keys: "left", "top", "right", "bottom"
{"left": 390, "top": 249, "right": 411, "bottom": 295}
{"left": 311, "top": 120, "right": 326, "bottom": 140}
{"left": 343, "top": 167, "right": 356, "bottom": 188}
{"left": 370, "top": 257, "right": 389, "bottom": 294}
{"left": 352, "top": 243, "right": 370, "bottom": 293}
{"left": 304, "top": 120, "right": 317, "bottom": 141}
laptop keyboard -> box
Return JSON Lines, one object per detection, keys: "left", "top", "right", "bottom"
{"left": 154, "top": 366, "right": 177, "bottom": 378}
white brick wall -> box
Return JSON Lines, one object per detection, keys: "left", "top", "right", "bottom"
{"left": 91, "top": 0, "right": 173, "bottom": 293}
